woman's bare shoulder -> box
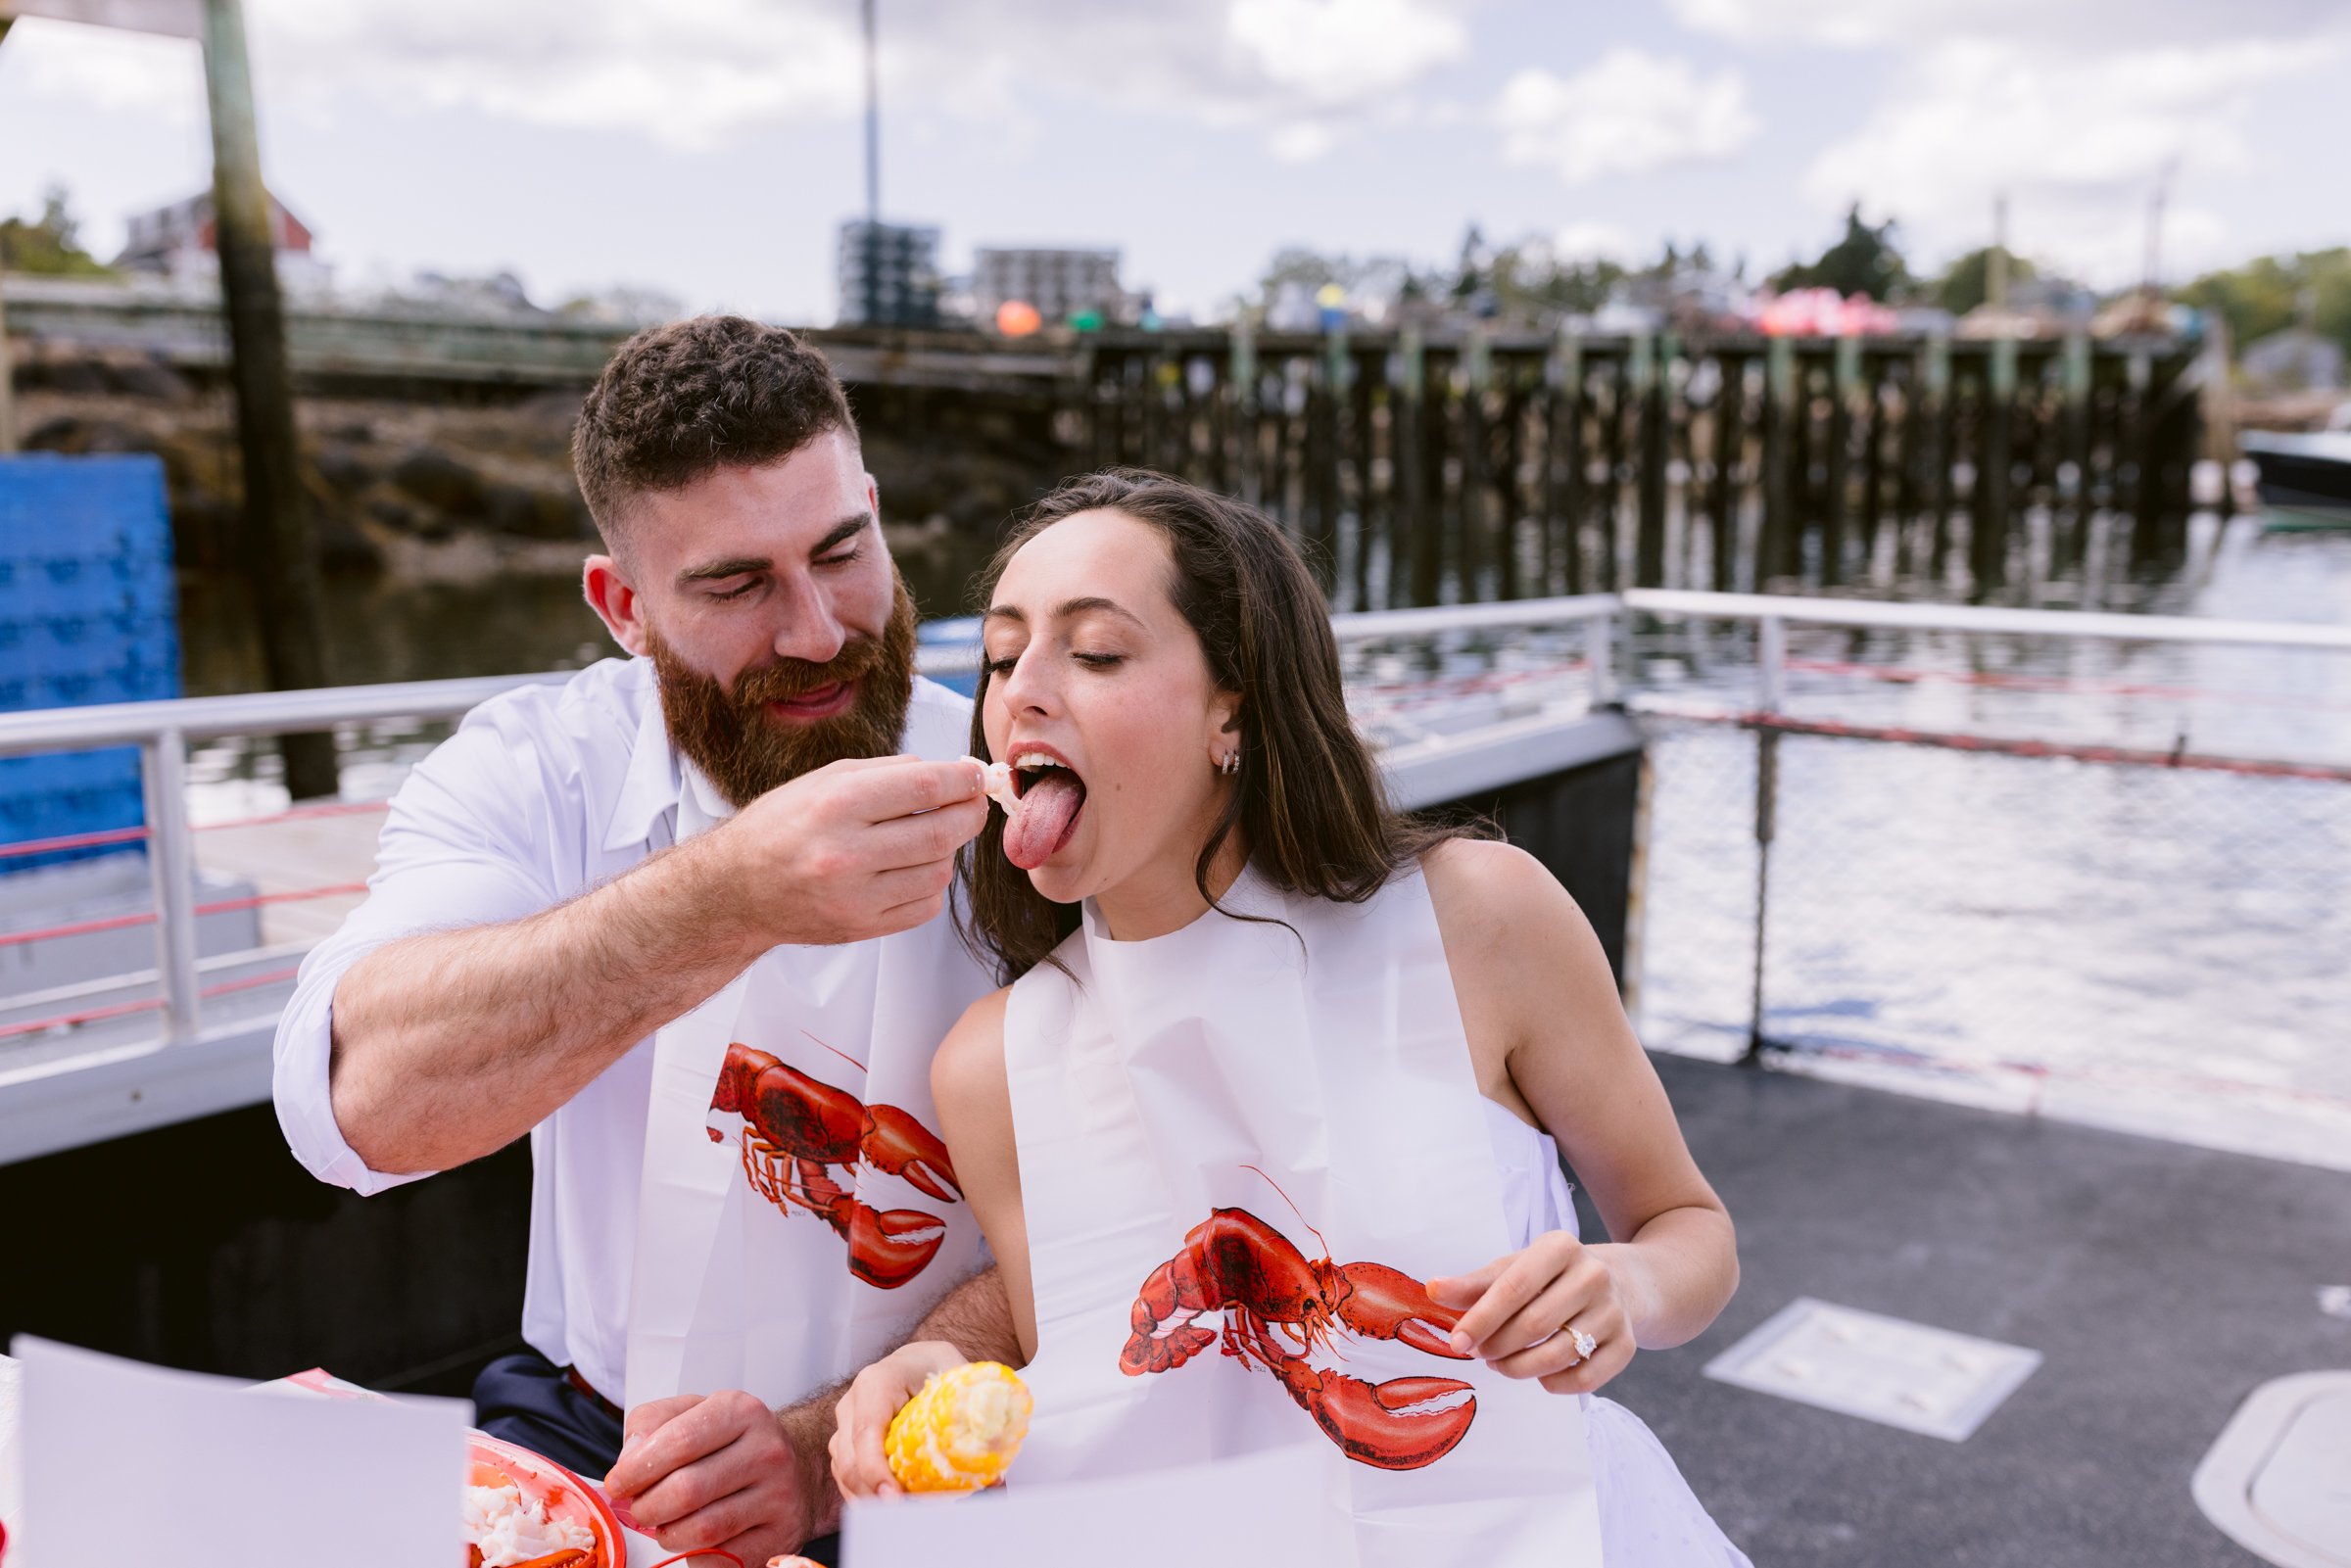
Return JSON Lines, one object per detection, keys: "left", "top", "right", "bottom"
{"left": 1423, "top": 836, "right": 1586, "bottom": 941}
{"left": 1422, "top": 837, "right": 1613, "bottom": 1007}
{"left": 932, "top": 986, "right": 1012, "bottom": 1098}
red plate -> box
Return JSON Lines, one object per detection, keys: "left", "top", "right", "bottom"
{"left": 465, "top": 1431, "right": 626, "bottom": 1568}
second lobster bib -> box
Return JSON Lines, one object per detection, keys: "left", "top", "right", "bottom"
{"left": 625, "top": 686, "right": 994, "bottom": 1413}
{"left": 1003, "top": 866, "right": 1600, "bottom": 1568}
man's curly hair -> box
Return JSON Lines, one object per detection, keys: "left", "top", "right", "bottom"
{"left": 572, "top": 314, "right": 858, "bottom": 557}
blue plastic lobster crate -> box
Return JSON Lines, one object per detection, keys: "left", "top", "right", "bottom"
{"left": 0, "top": 454, "right": 180, "bottom": 872}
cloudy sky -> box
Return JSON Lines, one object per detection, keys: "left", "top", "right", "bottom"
{"left": 4, "top": 0, "right": 2347, "bottom": 321}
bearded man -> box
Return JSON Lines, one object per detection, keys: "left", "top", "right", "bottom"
{"left": 272, "top": 316, "right": 1011, "bottom": 1567}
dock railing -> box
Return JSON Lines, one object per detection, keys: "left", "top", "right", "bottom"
{"left": 4, "top": 590, "right": 2348, "bottom": 1166}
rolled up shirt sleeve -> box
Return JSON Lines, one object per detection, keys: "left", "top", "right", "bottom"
{"left": 272, "top": 700, "right": 573, "bottom": 1195}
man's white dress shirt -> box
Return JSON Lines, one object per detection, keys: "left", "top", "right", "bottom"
{"left": 271, "top": 655, "right": 977, "bottom": 1404}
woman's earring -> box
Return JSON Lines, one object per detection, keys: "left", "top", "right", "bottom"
{"left": 1219, "top": 748, "right": 1241, "bottom": 777}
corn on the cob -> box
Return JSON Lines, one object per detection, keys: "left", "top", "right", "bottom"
{"left": 884, "top": 1361, "right": 1032, "bottom": 1493}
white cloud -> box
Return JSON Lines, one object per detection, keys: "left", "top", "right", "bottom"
{"left": 251, "top": 0, "right": 865, "bottom": 152}
{"left": 1267, "top": 120, "right": 1340, "bottom": 164}
{"left": 1225, "top": 0, "right": 1468, "bottom": 108}
{"left": 1495, "top": 49, "right": 1757, "bottom": 184}
{"left": 6, "top": 16, "right": 203, "bottom": 122}
{"left": 2, "top": 0, "right": 1475, "bottom": 161}
{"left": 1549, "top": 220, "right": 1640, "bottom": 265}
{"left": 1667, "top": 0, "right": 2350, "bottom": 51}
{"left": 1802, "top": 37, "right": 2328, "bottom": 283}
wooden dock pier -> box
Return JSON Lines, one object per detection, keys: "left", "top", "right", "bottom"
{"left": 1080, "top": 326, "right": 2205, "bottom": 607}
{"left": 6, "top": 278, "right": 2206, "bottom": 604}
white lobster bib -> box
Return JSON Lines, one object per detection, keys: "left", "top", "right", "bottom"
{"left": 625, "top": 682, "right": 995, "bottom": 1412}
{"left": 1002, "top": 866, "right": 1601, "bottom": 1568}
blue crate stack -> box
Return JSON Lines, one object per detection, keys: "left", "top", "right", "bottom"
{"left": 0, "top": 453, "right": 180, "bottom": 872}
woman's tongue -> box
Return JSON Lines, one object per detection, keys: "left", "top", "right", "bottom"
{"left": 1004, "top": 772, "right": 1083, "bottom": 870}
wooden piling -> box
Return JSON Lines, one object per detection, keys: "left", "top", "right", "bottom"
{"left": 1707, "top": 354, "right": 1741, "bottom": 592}
{"left": 1633, "top": 335, "right": 1668, "bottom": 587}
{"left": 1823, "top": 336, "right": 1860, "bottom": 587}
{"left": 203, "top": 0, "right": 337, "bottom": 798}
{"left": 1761, "top": 337, "right": 1799, "bottom": 586}
{"left": 1459, "top": 328, "right": 1493, "bottom": 599}
{"left": 1926, "top": 336, "right": 1957, "bottom": 582}
{"left": 1550, "top": 332, "right": 1587, "bottom": 595}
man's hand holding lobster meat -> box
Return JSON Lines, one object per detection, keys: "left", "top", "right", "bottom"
{"left": 1426, "top": 1230, "right": 1642, "bottom": 1395}
{"left": 712, "top": 754, "right": 989, "bottom": 949}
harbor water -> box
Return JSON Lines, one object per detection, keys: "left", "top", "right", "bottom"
{"left": 169, "top": 506, "right": 2351, "bottom": 1169}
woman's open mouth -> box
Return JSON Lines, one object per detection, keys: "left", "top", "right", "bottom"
{"left": 1002, "top": 746, "right": 1087, "bottom": 870}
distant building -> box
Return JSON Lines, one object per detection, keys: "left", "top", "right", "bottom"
{"left": 838, "top": 220, "right": 941, "bottom": 329}
{"left": 974, "top": 248, "right": 1124, "bottom": 328}
{"left": 114, "top": 189, "right": 332, "bottom": 292}
{"left": 2240, "top": 327, "right": 2345, "bottom": 394}
{"left": 402, "top": 269, "right": 546, "bottom": 318}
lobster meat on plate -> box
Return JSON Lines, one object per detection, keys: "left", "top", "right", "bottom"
{"left": 462, "top": 1432, "right": 624, "bottom": 1568}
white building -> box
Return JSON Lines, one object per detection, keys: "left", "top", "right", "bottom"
{"left": 973, "top": 248, "right": 1125, "bottom": 328}
{"left": 114, "top": 190, "right": 333, "bottom": 295}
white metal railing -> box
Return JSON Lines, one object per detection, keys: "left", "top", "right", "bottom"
{"left": 0, "top": 672, "right": 571, "bottom": 1048}
{"left": 2, "top": 587, "right": 2343, "bottom": 1079}
{"left": 1616, "top": 587, "right": 2351, "bottom": 715}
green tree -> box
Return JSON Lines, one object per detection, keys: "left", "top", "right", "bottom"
{"left": 1934, "top": 246, "right": 2039, "bottom": 315}
{"left": 2177, "top": 248, "right": 2351, "bottom": 356}
{"left": 0, "top": 185, "right": 116, "bottom": 276}
{"left": 1771, "top": 204, "right": 1911, "bottom": 300}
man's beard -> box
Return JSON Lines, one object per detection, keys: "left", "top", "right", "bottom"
{"left": 648, "top": 576, "right": 919, "bottom": 809}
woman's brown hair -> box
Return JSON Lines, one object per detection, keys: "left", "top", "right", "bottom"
{"left": 956, "top": 469, "right": 1464, "bottom": 982}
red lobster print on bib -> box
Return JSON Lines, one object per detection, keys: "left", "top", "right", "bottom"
{"left": 1121, "top": 1168, "right": 1478, "bottom": 1470}
{"left": 705, "top": 1032, "right": 964, "bottom": 1290}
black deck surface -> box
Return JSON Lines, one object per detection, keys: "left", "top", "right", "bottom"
{"left": 1587, "top": 1054, "right": 2351, "bottom": 1567}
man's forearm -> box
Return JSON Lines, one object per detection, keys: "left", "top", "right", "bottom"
{"left": 330, "top": 833, "right": 766, "bottom": 1173}
{"left": 911, "top": 1265, "right": 1023, "bottom": 1366}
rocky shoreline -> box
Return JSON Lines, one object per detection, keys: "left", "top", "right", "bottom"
{"left": 12, "top": 349, "right": 1069, "bottom": 594}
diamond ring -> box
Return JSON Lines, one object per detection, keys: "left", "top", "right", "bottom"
{"left": 1564, "top": 1323, "right": 1598, "bottom": 1360}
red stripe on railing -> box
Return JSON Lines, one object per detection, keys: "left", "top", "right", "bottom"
{"left": 1641, "top": 701, "right": 2351, "bottom": 783}
{"left": 0, "top": 963, "right": 306, "bottom": 1041}
{"left": 192, "top": 799, "right": 393, "bottom": 832}
{"left": 0, "top": 994, "right": 163, "bottom": 1040}
{"left": 202, "top": 965, "right": 302, "bottom": 998}
{"left": 0, "top": 824, "right": 153, "bottom": 859}
{"left": 1784, "top": 656, "right": 2351, "bottom": 714}
{"left": 0, "top": 881, "right": 371, "bottom": 951}
{"left": 0, "top": 797, "right": 392, "bottom": 864}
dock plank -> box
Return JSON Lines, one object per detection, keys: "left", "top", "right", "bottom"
{"left": 1591, "top": 1054, "right": 2348, "bottom": 1567}
{"left": 194, "top": 813, "right": 383, "bottom": 949}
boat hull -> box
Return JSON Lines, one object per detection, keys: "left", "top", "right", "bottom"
{"left": 2240, "top": 432, "right": 2351, "bottom": 523}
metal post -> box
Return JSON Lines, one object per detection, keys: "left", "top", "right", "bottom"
{"left": 1756, "top": 610, "right": 1787, "bottom": 712}
{"left": 142, "top": 731, "right": 201, "bottom": 1043}
{"left": 1585, "top": 608, "right": 1617, "bottom": 708}
{"left": 1747, "top": 613, "right": 1785, "bottom": 1063}
{"left": 202, "top": 0, "right": 338, "bottom": 799}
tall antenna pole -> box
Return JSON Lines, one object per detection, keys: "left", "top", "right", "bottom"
{"left": 861, "top": 0, "right": 880, "bottom": 326}
{"left": 1988, "top": 192, "right": 2009, "bottom": 311}
{"left": 862, "top": 0, "right": 880, "bottom": 229}
{"left": 2143, "top": 157, "right": 2178, "bottom": 305}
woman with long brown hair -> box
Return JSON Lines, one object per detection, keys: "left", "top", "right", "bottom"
{"left": 837, "top": 471, "right": 1748, "bottom": 1564}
